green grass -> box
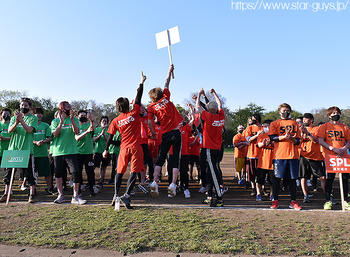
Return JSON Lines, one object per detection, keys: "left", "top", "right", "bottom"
{"left": 1, "top": 205, "right": 350, "bottom": 256}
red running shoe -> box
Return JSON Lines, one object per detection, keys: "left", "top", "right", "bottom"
{"left": 289, "top": 200, "right": 302, "bottom": 210}
{"left": 270, "top": 200, "right": 279, "bottom": 209}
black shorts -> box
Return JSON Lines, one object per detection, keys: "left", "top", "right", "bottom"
{"left": 94, "top": 152, "right": 111, "bottom": 168}
{"left": 53, "top": 155, "right": 80, "bottom": 183}
{"left": 257, "top": 168, "right": 274, "bottom": 185}
{"left": 189, "top": 155, "right": 200, "bottom": 165}
{"left": 246, "top": 158, "right": 258, "bottom": 182}
{"left": 156, "top": 129, "right": 182, "bottom": 169}
{"left": 299, "top": 156, "right": 326, "bottom": 179}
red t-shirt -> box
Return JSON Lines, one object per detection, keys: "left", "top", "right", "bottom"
{"left": 194, "top": 113, "right": 201, "bottom": 127}
{"left": 140, "top": 115, "right": 148, "bottom": 145}
{"left": 147, "top": 88, "right": 183, "bottom": 134}
{"left": 268, "top": 119, "right": 301, "bottom": 160}
{"left": 201, "top": 109, "right": 225, "bottom": 150}
{"left": 108, "top": 104, "right": 141, "bottom": 149}
{"left": 317, "top": 122, "right": 350, "bottom": 156}
{"left": 189, "top": 135, "right": 200, "bottom": 156}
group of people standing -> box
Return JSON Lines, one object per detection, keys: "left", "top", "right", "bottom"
{"left": 233, "top": 104, "right": 350, "bottom": 210}
{"left": 0, "top": 64, "right": 227, "bottom": 209}
{"left": 1, "top": 67, "right": 349, "bottom": 210}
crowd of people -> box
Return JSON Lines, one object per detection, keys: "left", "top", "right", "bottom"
{"left": 0, "top": 65, "right": 349, "bottom": 210}
{"left": 233, "top": 105, "right": 350, "bottom": 210}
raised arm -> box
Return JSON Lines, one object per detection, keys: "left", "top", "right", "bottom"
{"left": 187, "top": 103, "right": 195, "bottom": 127}
{"left": 164, "top": 64, "right": 174, "bottom": 90}
{"left": 209, "top": 88, "right": 222, "bottom": 110}
{"left": 196, "top": 88, "right": 205, "bottom": 114}
{"left": 133, "top": 71, "right": 146, "bottom": 107}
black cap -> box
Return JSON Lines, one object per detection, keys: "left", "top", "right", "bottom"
{"left": 303, "top": 113, "right": 314, "bottom": 120}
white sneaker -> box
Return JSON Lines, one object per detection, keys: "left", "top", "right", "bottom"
{"left": 69, "top": 179, "right": 73, "bottom": 187}
{"left": 20, "top": 183, "right": 28, "bottom": 191}
{"left": 71, "top": 196, "right": 87, "bottom": 205}
{"left": 184, "top": 189, "right": 191, "bottom": 198}
{"left": 198, "top": 186, "right": 207, "bottom": 194}
{"left": 168, "top": 194, "right": 173, "bottom": 198}
{"left": 168, "top": 183, "right": 177, "bottom": 197}
{"left": 93, "top": 185, "right": 100, "bottom": 194}
{"left": 150, "top": 181, "right": 159, "bottom": 197}
{"left": 54, "top": 194, "right": 65, "bottom": 204}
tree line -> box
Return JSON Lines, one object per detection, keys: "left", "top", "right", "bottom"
{"left": 1, "top": 90, "right": 349, "bottom": 149}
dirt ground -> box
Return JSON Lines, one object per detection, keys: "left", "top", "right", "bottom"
{"left": 0, "top": 244, "right": 264, "bottom": 257}
{"left": 1, "top": 152, "right": 349, "bottom": 256}
{"left": 0, "top": 152, "right": 347, "bottom": 210}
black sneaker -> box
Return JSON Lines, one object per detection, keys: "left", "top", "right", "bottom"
{"left": 120, "top": 195, "right": 133, "bottom": 209}
{"left": 89, "top": 190, "right": 95, "bottom": 197}
{"left": 210, "top": 200, "right": 224, "bottom": 207}
{"left": 45, "top": 188, "right": 58, "bottom": 195}
{"left": 201, "top": 197, "right": 212, "bottom": 204}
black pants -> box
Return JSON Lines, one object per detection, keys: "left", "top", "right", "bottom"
{"left": 199, "top": 148, "right": 207, "bottom": 187}
{"left": 325, "top": 173, "right": 349, "bottom": 201}
{"left": 110, "top": 153, "right": 118, "bottom": 181}
{"left": 77, "top": 154, "right": 95, "bottom": 189}
{"left": 204, "top": 149, "right": 222, "bottom": 199}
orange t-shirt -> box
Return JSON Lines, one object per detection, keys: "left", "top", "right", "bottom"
{"left": 317, "top": 122, "right": 350, "bottom": 156}
{"left": 268, "top": 119, "right": 301, "bottom": 160}
{"left": 300, "top": 125, "right": 324, "bottom": 161}
{"left": 257, "top": 133, "right": 274, "bottom": 170}
{"left": 233, "top": 133, "right": 248, "bottom": 158}
{"left": 243, "top": 124, "right": 263, "bottom": 158}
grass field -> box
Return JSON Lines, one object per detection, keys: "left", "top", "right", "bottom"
{"left": 1, "top": 152, "right": 350, "bottom": 256}
{"left": 1, "top": 204, "right": 350, "bottom": 256}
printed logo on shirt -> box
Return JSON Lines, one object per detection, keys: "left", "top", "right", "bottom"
{"left": 279, "top": 125, "right": 297, "bottom": 135}
{"left": 327, "top": 130, "right": 345, "bottom": 141}
{"left": 62, "top": 124, "right": 72, "bottom": 129}
{"left": 154, "top": 98, "right": 169, "bottom": 111}
{"left": 34, "top": 129, "right": 45, "bottom": 135}
{"left": 118, "top": 115, "right": 135, "bottom": 127}
{"left": 212, "top": 120, "right": 225, "bottom": 127}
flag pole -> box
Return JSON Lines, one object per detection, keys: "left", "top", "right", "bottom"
{"left": 166, "top": 29, "right": 174, "bottom": 79}
{"left": 339, "top": 173, "right": 345, "bottom": 212}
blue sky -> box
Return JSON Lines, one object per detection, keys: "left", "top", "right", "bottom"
{"left": 0, "top": 0, "right": 349, "bottom": 114}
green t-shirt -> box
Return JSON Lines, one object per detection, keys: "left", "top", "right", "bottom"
{"left": 8, "top": 114, "right": 38, "bottom": 154}
{"left": 51, "top": 117, "right": 79, "bottom": 156}
{"left": 109, "top": 131, "right": 121, "bottom": 155}
{"left": 94, "top": 126, "right": 110, "bottom": 154}
{"left": 33, "top": 122, "right": 51, "bottom": 157}
{"left": 77, "top": 122, "right": 94, "bottom": 155}
{"left": 0, "top": 121, "right": 11, "bottom": 156}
